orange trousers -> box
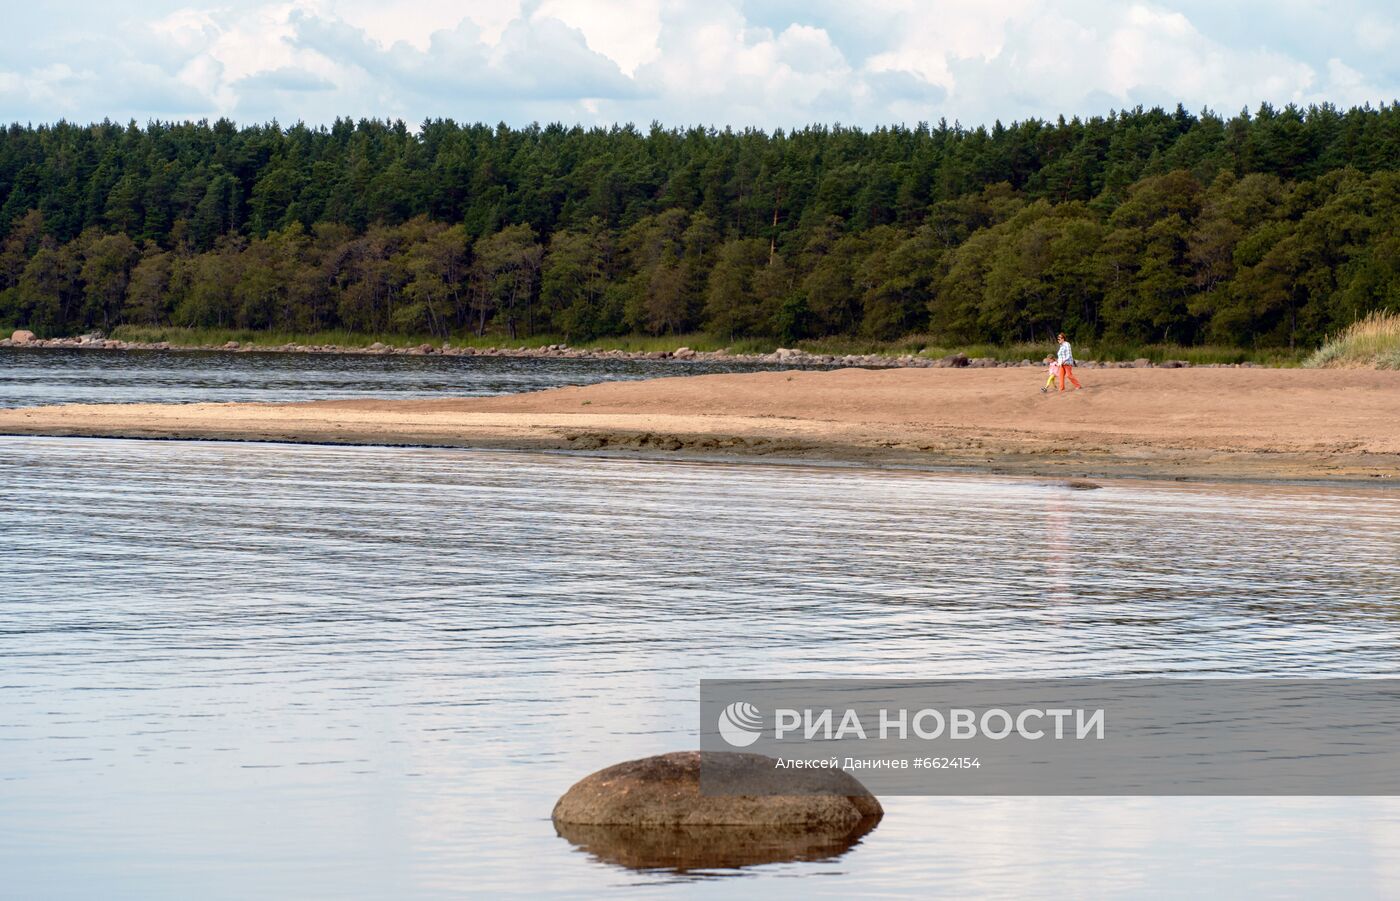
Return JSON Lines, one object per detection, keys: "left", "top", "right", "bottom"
{"left": 1059, "top": 364, "right": 1082, "bottom": 390}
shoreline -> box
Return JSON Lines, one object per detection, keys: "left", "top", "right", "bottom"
{"left": 3, "top": 367, "right": 1397, "bottom": 484}
{"left": 1, "top": 333, "right": 1269, "bottom": 370}
{"left": 8, "top": 432, "right": 1396, "bottom": 491}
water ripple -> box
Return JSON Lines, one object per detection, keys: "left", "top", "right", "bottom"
{"left": 3, "top": 437, "right": 1400, "bottom": 899}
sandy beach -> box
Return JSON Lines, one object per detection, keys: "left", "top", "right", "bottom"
{"left": 3, "top": 367, "right": 1399, "bottom": 482}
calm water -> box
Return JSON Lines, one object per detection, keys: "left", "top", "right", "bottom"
{"left": 4, "top": 436, "right": 1400, "bottom": 899}
{"left": 0, "top": 348, "right": 810, "bottom": 407}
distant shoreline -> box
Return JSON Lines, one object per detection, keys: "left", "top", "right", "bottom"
{"left": 0, "top": 333, "right": 1273, "bottom": 371}
{"left": 4, "top": 367, "right": 1397, "bottom": 484}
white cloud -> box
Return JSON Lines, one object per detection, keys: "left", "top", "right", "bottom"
{"left": 335, "top": 0, "right": 523, "bottom": 49}
{"left": 289, "top": 11, "right": 637, "bottom": 102}
{"left": 1354, "top": 12, "right": 1400, "bottom": 53}
{"left": 533, "top": 0, "right": 662, "bottom": 76}
{"left": 0, "top": 0, "right": 1394, "bottom": 127}
{"left": 233, "top": 66, "right": 336, "bottom": 92}
{"left": 1102, "top": 4, "right": 1316, "bottom": 108}
{"left": 864, "top": 0, "right": 1036, "bottom": 93}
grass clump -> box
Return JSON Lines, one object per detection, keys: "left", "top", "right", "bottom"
{"left": 1305, "top": 311, "right": 1400, "bottom": 369}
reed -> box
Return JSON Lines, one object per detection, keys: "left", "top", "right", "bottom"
{"left": 1304, "top": 311, "right": 1400, "bottom": 369}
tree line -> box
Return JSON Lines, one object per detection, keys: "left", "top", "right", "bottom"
{"left": 1, "top": 103, "right": 1397, "bottom": 347}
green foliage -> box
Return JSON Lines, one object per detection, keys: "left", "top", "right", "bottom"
{"left": 1, "top": 105, "right": 1398, "bottom": 349}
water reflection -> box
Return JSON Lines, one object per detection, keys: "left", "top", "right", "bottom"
{"left": 555, "top": 819, "right": 881, "bottom": 873}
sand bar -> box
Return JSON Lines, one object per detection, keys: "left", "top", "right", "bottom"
{"left": 3, "top": 367, "right": 1399, "bottom": 483}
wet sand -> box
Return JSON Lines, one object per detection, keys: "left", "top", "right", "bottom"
{"left": 3, "top": 367, "right": 1398, "bottom": 483}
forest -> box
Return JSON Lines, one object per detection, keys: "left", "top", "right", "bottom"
{"left": 0, "top": 103, "right": 1397, "bottom": 349}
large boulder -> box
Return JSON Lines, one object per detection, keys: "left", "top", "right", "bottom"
{"left": 553, "top": 751, "right": 882, "bottom": 872}
{"left": 552, "top": 750, "right": 882, "bottom": 829}
{"left": 11, "top": 329, "right": 35, "bottom": 344}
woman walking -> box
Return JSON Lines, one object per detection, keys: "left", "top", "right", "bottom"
{"left": 1056, "top": 333, "right": 1082, "bottom": 391}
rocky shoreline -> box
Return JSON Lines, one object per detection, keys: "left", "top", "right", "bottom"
{"left": 1, "top": 328, "right": 1259, "bottom": 369}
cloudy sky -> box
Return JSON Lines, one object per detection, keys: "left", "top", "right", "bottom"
{"left": 3, "top": 0, "right": 1397, "bottom": 129}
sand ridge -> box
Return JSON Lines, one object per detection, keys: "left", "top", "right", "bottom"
{"left": 3, "top": 367, "right": 1399, "bottom": 483}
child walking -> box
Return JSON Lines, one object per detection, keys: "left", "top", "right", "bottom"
{"left": 1040, "top": 355, "right": 1060, "bottom": 393}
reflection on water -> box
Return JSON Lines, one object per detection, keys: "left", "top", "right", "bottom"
{"left": 0, "top": 347, "right": 813, "bottom": 407}
{"left": 555, "top": 820, "right": 881, "bottom": 873}
{"left": 3, "top": 437, "right": 1400, "bottom": 899}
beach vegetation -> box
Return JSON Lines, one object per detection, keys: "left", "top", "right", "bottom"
{"left": 1304, "top": 311, "right": 1400, "bottom": 369}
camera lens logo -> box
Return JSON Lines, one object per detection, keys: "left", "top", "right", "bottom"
{"left": 717, "top": 701, "right": 764, "bottom": 747}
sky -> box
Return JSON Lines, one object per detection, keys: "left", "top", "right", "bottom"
{"left": 2, "top": 0, "right": 1397, "bottom": 130}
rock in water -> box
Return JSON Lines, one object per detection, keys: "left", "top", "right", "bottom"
{"left": 553, "top": 751, "right": 882, "bottom": 871}
{"left": 11, "top": 329, "right": 35, "bottom": 344}
{"left": 552, "top": 750, "right": 882, "bottom": 828}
